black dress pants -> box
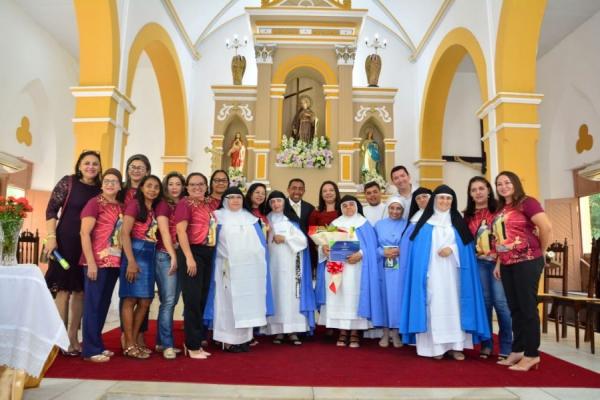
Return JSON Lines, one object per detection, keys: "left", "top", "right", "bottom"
{"left": 500, "top": 257, "right": 544, "bottom": 357}
{"left": 177, "top": 244, "right": 215, "bottom": 350}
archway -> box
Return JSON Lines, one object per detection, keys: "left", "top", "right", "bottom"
{"left": 124, "top": 22, "right": 189, "bottom": 174}
{"left": 418, "top": 27, "right": 489, "bottom": 189}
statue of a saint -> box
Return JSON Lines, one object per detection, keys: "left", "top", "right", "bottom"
{"left": 291, "top": 96, "right": 318, "bottom": 143}
{"left": 228, "top": 132, "right": 246, "bottom": 171}
{"left": 360, "top": 128, "right": 381, "bottom": 175}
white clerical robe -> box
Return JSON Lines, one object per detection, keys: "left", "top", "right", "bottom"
{"left": 415, "top": 221, "right": 473, "bottom": 357}
{"left": 213, "top": 222, "right": 267, "bottom": 345}
{"left": 363, "top": 203, "right": 387, "bottom": 226}
{"left": 318, "top": 213, "right": 370, "bottom": 330}
{"left": 261, "top": 214, "right": 309, "bottom": 335}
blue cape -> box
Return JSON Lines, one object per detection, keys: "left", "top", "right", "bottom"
{"left": 315, "top": 222, "right": 386, "bottom": 327}
{"left": 399, "top": 223, "right": 490, "bottom": 343}
{"left": 292, "top": 222, "right": 317, "bottom": 330}
{"left": 203, "top": 222, "right": 274, "bottom": 326}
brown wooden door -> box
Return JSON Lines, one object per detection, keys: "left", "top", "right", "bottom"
{"left": 545, "top": 198, "right": 582, "bottom": 292}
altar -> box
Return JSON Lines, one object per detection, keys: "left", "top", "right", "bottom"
{"left": 208, "top": 1, "right": 398, "bottom": 203}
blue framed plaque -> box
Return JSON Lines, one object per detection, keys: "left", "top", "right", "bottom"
{"left": 329, "top": 240, "right": 360, "bottom": 262}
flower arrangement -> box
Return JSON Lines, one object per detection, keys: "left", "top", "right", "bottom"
{"left": 227, "top": 166, "right": 247, "bottom": 192}
{"left": 0, "top": 196, "right": 33, "bottom": 265}
{"left": 359, "top": 169, "right": 388, "bottom": 193}
{"left": 275, "top": 135, "right": 333, "bottom": 168}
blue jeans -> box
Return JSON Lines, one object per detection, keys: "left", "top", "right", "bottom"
{"left": 155, "top": 251, "right": 180, "bottom": 348}
{"left": 478, "top": 259, "right": 513, "bottom": 356}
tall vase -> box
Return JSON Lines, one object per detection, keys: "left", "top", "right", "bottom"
{"left": 231, "top": 55, "right": 246, "bottom": 85}
{"left": 365, "top": 53, "right": 382, "bottom": 87}
{"left": 0, "top": 219, "right": 23, "bottom": 266}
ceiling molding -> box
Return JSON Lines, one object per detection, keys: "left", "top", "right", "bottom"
{"left": 194, "top": 0, "right": 240, "bottom": 48}
{"left": 161, "top": 0, "right": 201, "bottom": 60}
{"left": 409, "top": 0, "right": 454, "bottom": 61}
{"left": 371, "top": 0, "right": 416, "bottom": 53}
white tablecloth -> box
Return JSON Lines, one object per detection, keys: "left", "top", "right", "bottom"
{"left": 0, "top": 265, "right": 69, "bottom": 377}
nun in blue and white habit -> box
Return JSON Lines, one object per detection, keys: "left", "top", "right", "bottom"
{"left": 317, "top": 195, "right": 386, "bottom": 348}
{"left": 204, "top": 187, "right": 274, "bottom": 353}
{"left": 398, "top": 187, "right": 432, "bottom": 345}
{"left": 260, "top": 191, "right": 315, "bottom": 344}
{"left": 374, "top": 196, "right": 408, "bottom": 348}
{"left": 400, "top": 185, "right": 489, "bottom": 360}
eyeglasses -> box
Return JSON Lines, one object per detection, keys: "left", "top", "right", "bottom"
{"left": 188, "top": 183, "right": 207, "bottom": 188}
{"left": 128, "top": 165, "right": 147, "bottom": 172}
{"left": 213, "top": 179, "right": 228, "bottom": 184}
{"left": 103, "top": 179, "right": 120, "bottom": 186}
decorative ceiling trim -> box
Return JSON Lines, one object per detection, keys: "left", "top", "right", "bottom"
{"left": 410, "top": 0, "right": 454, "bottom": 61}
{"left": 194, "top": 0, "right": 239, "bottom": 47}
{"left": 372, "top": 0, "right": 416, "bottom": 53}
{"left": 161, "top": 0, "right": 201, "bottom": 60}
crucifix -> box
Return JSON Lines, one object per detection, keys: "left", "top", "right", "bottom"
{"left": 442, "top": 119, "right": 487, "bottom": 174}
{"left": 283, "top": 77, "right": 313, "bottom": 111}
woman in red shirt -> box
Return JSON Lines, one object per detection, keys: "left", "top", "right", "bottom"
{"left": 308, "top": 180, "right": 340, "bottom": 228}
{"left": 492, "top": 171, "right": 552, "bottom": 371}
{"left": 208, "top": 170, "right": 229, "bottom": 210}
{"left": 174, "top": 173, "right": 215, "bottom": 359}
{"left": 80, "top": 168, "right": 124, "bottom": 362}
{"left": 463, "top": 176, "right": 512, "bottom": 360}
{"left": 120, "top": 175, "right": 163, "bottom": 360}
{"left": 246, "top": 182, "right": 269, "bottom": 226}
{"left": 154, "top": 172, "right": 185, "bottom": 359}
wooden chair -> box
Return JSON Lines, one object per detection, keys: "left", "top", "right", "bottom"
{"left": 584, "top": 237, "right": 600, "bottom": 354}
{"left": 541, "top": 239, "right": 568, "bottom": 337}
{"left": 17, "top": 229, "right": 40, "bottom": 265}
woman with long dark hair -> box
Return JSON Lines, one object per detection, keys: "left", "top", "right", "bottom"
{"left": 493, "top": 171, "right": 552, "bottom": 371}
{"left": 463, "top": 176, "right": 512, "bottom": 360}
{"left": 119, "top": 175, "right": 163, "bottom": 359}
{"left": 45, "top": 150, "right": 102, "bottom": 356}
{"left": 154, "top": 171, "right": 185, "bottom": 359}
{"left": 308, "top": 181, "right": 340, "bottom": 227}
{"left": 174, "top": 172, "right": 215, "bottom": 359}
{"left": 246, "top": 182, "right": 268, "bottom": 226}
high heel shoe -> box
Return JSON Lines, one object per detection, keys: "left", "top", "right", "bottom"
{"left": 508, "top": 356, "right": 540, "bottom": 371}
{"left": 183, "top": 344, "right": 208, "bottom": 359}
{"left": 497, "top": 351, "right": 524, "bottom": 366}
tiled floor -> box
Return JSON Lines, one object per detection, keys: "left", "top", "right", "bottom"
{"left": 24, "top": 298, "right": 600, "bottom": 400}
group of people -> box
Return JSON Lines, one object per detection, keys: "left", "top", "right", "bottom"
{"left": 43, "top": 151, "right": 552, "bottom": 373}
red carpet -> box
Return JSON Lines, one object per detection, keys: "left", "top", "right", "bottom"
{"left": 46, "top": 321, "right": 600, "bottom": 387}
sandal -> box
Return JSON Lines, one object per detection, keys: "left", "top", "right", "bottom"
{"left": 60, "top": 349, "right": 80, "bottom": 357}
{"left": 123, "top": 345, "right": 149, "bottom": 359}
{"left": 84, "top": 354, "right": 110, "bottom": 363}
{"left": 287, "top": 334, "right": 302, "bottom": 346}
{"left": 450, "top": 351, "right": 465, "bottom": 361}
{"left": 273, "top": 334, "right": 284, "bottom": 344}
{"left": 102, "top": 350, "right": 115, "bottom": 357}
{"left": 349, "top": 332, "right": 361, "bottom": 348}
{"left": 336, "top": 331, "right": 348, "bottom": 347}
{"left": 137, "top": 345, "right": 152, "bottom": 354}
{"left": 479, "top": 347, "right": 492, "bottom": 359}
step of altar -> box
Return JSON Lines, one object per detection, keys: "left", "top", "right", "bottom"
{"left": 26, "top": 378, "right": 600, "bottom": 400}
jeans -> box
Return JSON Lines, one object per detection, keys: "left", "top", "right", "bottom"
{"left": 501, "top": 257, "right": 544, "bottom": 357}
{"left": 155, "top": 251, "right": 181, "bottom": 348}
{"left": 478, "top": 259, "right": 513, "bottom": 356}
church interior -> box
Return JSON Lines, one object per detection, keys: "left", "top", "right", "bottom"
{"left": 1, "top": 0, "right": 600, "bottom": 399}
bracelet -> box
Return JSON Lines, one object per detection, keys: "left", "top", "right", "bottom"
{"left": 46, "top": 234, "right": 56, "bottom": 239}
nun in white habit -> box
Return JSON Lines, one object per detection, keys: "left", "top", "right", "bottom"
{"left": 261, "top": 191, "right": 315, "bottom": 344}
{"left": 401, "top": 185, "right": 489, "bottom": 360}
{"left": 204, "top": 187, "right": 274, "bottom": 352}
{"left": 318, "top": 195, "right": 386, "bottom": 348}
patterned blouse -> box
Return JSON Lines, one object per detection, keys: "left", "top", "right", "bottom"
{"left": 80, "top": 195, "right": 124, "bottom": 268}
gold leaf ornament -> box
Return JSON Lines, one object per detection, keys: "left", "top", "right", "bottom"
{"left": 16, "top": 116, "right": 32, "bottom": 146}
{"left": 575, "top": 124, "right": 593, "bottom": 154}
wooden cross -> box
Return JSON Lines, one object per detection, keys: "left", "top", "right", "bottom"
{"left": 283, "top": 78, "right": 313, "bottom": 111}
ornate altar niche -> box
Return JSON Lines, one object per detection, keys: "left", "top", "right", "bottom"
{"left": 209, "top": 0, "right": 398, "bottom": 203}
